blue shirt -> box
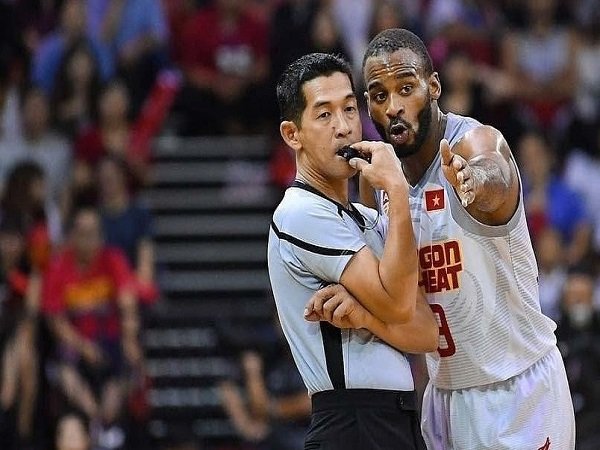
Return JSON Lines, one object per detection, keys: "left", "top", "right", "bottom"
{"left": 546, "top": 177, "right": 589, "bottom": 242}
{"left": 32, "top": 34, "right": 114, "bottom": 94}
{"left": 117, "top": 0, "right": 167, "bottom": 49}
{"left": 101, "top": 202, "right": 152, "bottom": 267}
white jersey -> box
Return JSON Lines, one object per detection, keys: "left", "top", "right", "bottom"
{"left": 378, "top": 113, "right": 557, "bottom": 390}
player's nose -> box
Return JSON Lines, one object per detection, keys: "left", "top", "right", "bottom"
{"left": 386, "top": 92, "right": 404, "bottom": 118}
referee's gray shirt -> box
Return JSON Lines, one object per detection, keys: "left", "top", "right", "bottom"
{"left": 267, "top": 181, "right": 414, "bottom": 396}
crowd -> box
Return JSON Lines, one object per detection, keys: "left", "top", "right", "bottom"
{"left": 0, "top": 0, "right": 599, "bottom": 449}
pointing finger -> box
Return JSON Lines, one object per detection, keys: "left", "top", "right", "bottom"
{"left": 440, "top": 139, "right": 453, "bottom": 166}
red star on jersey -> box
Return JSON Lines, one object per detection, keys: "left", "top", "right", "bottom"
{"left": 538, "top": 437, "right": 551, "bottom": 450}
{"left": 425, "top": 188, "right": 445, "bottom": 212}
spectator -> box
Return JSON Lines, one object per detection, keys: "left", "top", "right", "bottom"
{"left": 98, "top": 156, "right": 158, "bottom": 306}
{"left": 438, "top": 51, "right": 487, "bottom": 122}
{"left": 517, "top": 130, "right": 592, "bottom": 266}
{"left": 175, "top": 0, "right": 270, "bottom": 135}
{"left": 0, "top": 0, "right": 28, "bottom": 134}
{"left": 563, "top": 126, "right": 600, "bottom": 255}
{"left": 42, "top": 208, "right": 142, "bottom": 449}
{"left": 161, "top": 0, "right": 198, "bottom": 64}
{"left": 0, "top": 162, "right": 62, "bottom": 269}
{"left": 14, "top": 0, "right": 64, "bottom": 55}
{"left": 309, "top": 4, "right": 347, "bottom": 57}
{"left": 556, "top": 265, "right": 600, "bottom": 449}
{"left": 31, "top": 0, "right": 113, "bottom": 96}
{"left": 424, "top": 0, "right": 501, "bottom": 67}
{"left": 567, "top": 0, "right": 600, "bottom": 153}
{"left": 0, "top": 216, "right": 42, "bottom": 449}
{"left": 73, "top": 80, "right": 149, "bottom": 192}
{"left": 51, "top": 40, "right": 102, "bottom": 138}
{"left": 0, "top": 87, "right": 71, "bottom": 207}
{"left": 367, "top": 0, "right": 408, "bottom": 42}
{"left": 93, "top": 0, "right": 169, "bottom": 115}
{"left": 500, "top": 0, "right": 577, "bottom": 137}
{"left": 219, "top": 343, "right": 310, "bottom": 450}
{"left": 535, "top": 227, "right": 568, "bottom": 321}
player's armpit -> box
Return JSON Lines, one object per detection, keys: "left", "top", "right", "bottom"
{"left": 363, "top": 290, "right": 438, "bottom": 353}
{"left": 339, "top": 246, "right": 417, "bottom": 324}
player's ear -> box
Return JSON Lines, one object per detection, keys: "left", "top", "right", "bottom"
{"left": 363, "top": 91, "right": 371, "bottom": 118}
{"left": 280, "top": 120, "right": 302, "bottom": 152}
{"left": 429, "top": 72, "right": 441, "bottom": 100}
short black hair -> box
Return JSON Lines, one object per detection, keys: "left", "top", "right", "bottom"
{"left": 363, "top": 28, "right": 433, "bottom": 76}
{"left": 277, "top": 53, "right": 354, "bottom": 125}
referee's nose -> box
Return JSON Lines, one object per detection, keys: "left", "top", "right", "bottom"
{"left": 334, "top": 110, "right": 352, "bottom": 139}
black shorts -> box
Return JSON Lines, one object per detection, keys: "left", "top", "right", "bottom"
{"left": 305, "top": 389, "right": 426, "bottom": 450}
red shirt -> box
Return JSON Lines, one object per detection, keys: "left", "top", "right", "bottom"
{"left": 180, "top": 6, "right": 267, "bottom": 78}
{"left": 43, "top": 247, "right": 134, "bottom": 341}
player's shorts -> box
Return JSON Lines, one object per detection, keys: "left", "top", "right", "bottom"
{"left": 421, "top": 346, "right": 575, "bottom": 450}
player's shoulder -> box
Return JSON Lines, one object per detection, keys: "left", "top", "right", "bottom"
{"left": 445, "top": 113, "right": 503, "bottom": 142}
{"left": 448, "top": 113, "right": 510, "bottom": 159}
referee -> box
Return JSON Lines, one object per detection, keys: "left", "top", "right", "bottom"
{"left": 267, "top": 53, "right": 437, "bottom": 449}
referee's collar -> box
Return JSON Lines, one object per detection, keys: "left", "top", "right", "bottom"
{"left": 291, "top": 180, "right": 366, "bottom": 228}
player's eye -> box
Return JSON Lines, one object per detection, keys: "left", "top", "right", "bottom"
{"left": 317, "top": 111, "right": 331, "bottom": 119}
{"left": 400, "top": 85, "right": 413, "bottom": 95}
{"left": 372, "top": 92, "right": 387, "bottom": 103}
{"left": 345, "top": 105, "right": 357, "bottom": 113}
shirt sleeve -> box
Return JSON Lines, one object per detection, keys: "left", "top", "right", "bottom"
{"left": 275, "top": 203, "right": 366, "bottom": 284}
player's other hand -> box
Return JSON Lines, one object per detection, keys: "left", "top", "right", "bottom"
{"left": 347, "top": 141, "right": 408, "bottom": 193}
{"left": 440, "top": 139, "right": 476, "bottom": 207}
{"left": 305, "top": 284, "right": 368, "bottom": 329}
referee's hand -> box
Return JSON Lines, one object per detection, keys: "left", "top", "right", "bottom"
{"left": 305, "top": 284, "right": 368, "bottom": 329}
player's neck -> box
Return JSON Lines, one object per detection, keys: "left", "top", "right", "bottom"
{"left": 401, "top": 106, "right": 446, "bottom": 186}
{"left": 295, "top": 170, "right": 349, "bottom": 208}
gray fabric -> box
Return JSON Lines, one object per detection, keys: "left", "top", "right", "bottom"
{"left": 268, "top": 185, "right": 414, "bottom": 395}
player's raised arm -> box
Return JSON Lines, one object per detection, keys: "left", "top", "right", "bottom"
{"left": 338, "top": 141, "right": 418, "bottom": 324}
{"left": 440, "top": 126, "right": 520, "bottom": 226}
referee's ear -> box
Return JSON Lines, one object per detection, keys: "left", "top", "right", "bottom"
{"left": 280, "top": 120, "right": 302, "bottom": 152}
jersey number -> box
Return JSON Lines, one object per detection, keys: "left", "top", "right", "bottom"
{"left": 430, "top": 304, "right": 456, "bottom": 357}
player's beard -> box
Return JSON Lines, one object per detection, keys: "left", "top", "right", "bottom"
{"left": 372, "top": 95, "right": 433, "bottom": 159}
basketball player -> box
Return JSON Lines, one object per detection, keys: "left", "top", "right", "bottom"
{"left": 268, "top": 52, "right": 438, "bottom": 449}
{"left": 306, "top": 29, "right": 575, "bottom": 449}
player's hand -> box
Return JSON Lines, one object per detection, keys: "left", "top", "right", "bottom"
{"left": 347, "top": 141, "right": 408, "bottom": 193}
{"left": 305, "top": 284, "right": 369, "bottom": 329}
{"left": 440, "top": 139, "right": 477, "bottom": 207}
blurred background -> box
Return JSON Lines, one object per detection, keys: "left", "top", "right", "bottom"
{"left": 0, "top": 0, "right": 599, "bottom": 449}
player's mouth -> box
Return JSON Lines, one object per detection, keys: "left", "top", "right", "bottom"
{"left": 389, "top": 122, "right": 410, "bottom": 146}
